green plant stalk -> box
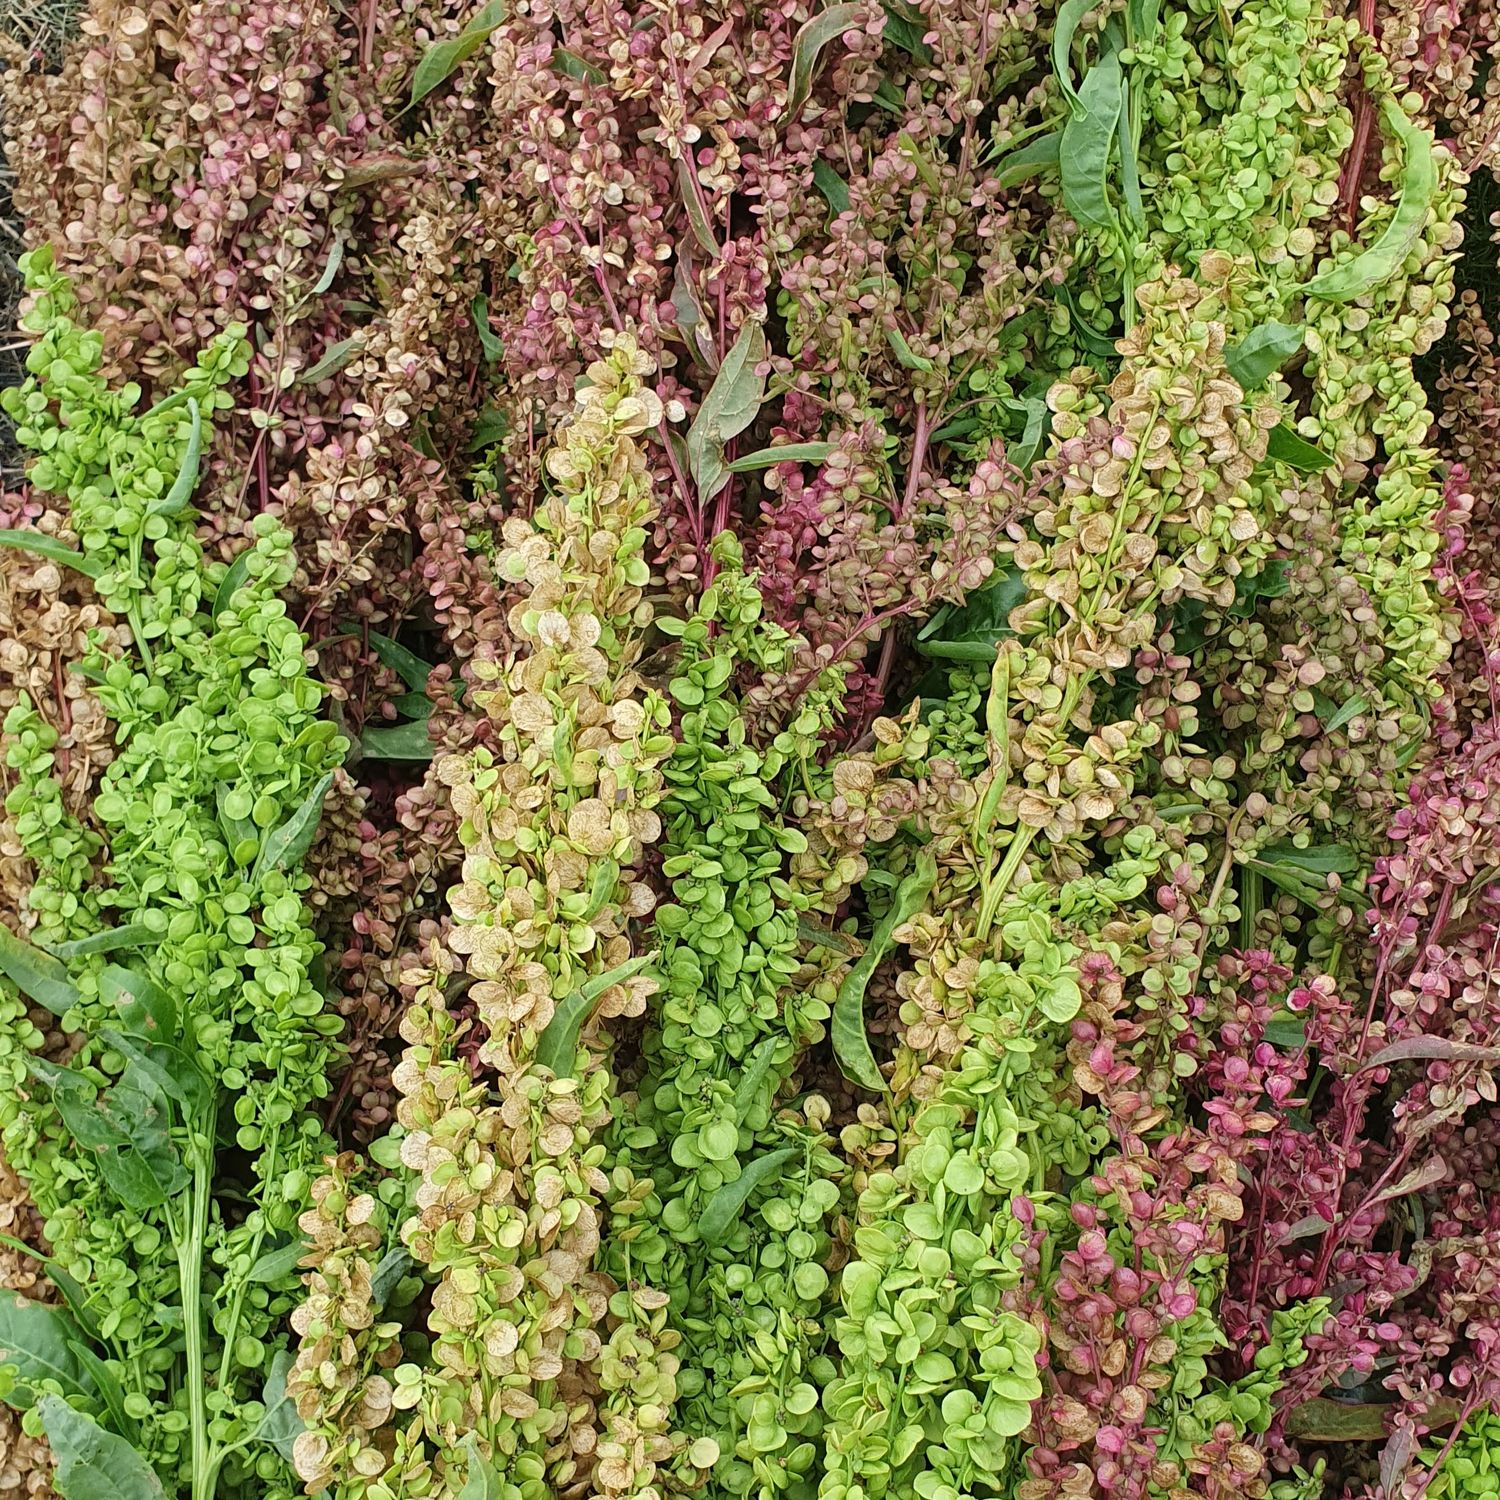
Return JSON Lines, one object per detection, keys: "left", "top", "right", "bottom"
{"left": 175, "top": 1135, "right": 214, "bottom": 1500}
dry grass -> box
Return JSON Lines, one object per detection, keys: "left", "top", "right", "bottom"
{"left": 0, "top": 0, "right": 82, "bottom": 489}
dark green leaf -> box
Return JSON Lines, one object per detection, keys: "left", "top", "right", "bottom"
{"left": 917, "top": 563, "right": 1026, "bottom": 655}
{"left": 28, "top": 1061, "right": 187, "bottom": 1213}
{"left": 44, "top": 925, "right": 160, "bottom": 961}
{"left": 1364, "top": 1037, "right": 1500, "bottom": 1069}
{"left": 391, "top": 691, "right": 435, "bottom": 721}
{"left": 699, "top": 1149, "right": 798, "bottom": 1247}
{"left": 1265, "top": 422, "right": 1334, "bottom": 474}
{"left": 0, "top": 1294, "right": 97, "bottom": 1410}
{"left": 992, "top": 131, "right": 1062, "bottom": 189}
{"left": 686, "top": 321, "right": 767, "bottom": 501}
{"left": 371, "top": 1248, "right": 414, "bottom": 1310}
{"left": 212, "top": 547, "right": 255, "bottom": 621}
{"left": 0, "top": 926, "right": 80, "bottom": 1016}
{"left": 471, "top": 295, "right": 503, "bottom": 362}
{"left": 149, "top": 399, "right": 201, "bottom": 518}
{"left": 1263, "top": 1018, "right": 1307, "bottom": 1050}
{"left": 65, "top": 1344, "right": 131, "bottom": 1441}
{"left": 38, "top": 1395, "right": 165, "bottom": 1500}
{"left": 787, "top": 3, "right": 861, "bottom": 114}
{"left": 0, "top": 532, "right": 104, "bottom": 580}
{"left": 1225, "top": 321, "right": 1303, "bottom": 391}
{"left": 537, "top": 955, "right": 655, "bottom": 1078}
{"left": 99, "top": 965, "right": 175, "bottom": 1041}
{"left": 833, "top": 851, "right": 937, "bottom": 1094}
{"left": 254, "top": 770, "right": 335, "bottom": 880}
{"left": 256, "top": 1352, "right": 303, "bottom": 1462}
{"left": 361, "top": 720, "right": 436, "bottom": 761}
{"left": 467, "top": 408, "right": 510, "bottom": 451}
{"left": 726, "top": 442, "right": 835, "bottom": 473}
{"left": 813, "top": 160, "right": 850, "bottom": 214}
{"left": 1305, "top": 96, "right": 1436, "bottom": 302}
{"left": 337, "top": 627, "right": 435, "bottom": 693}
{"left": 1060, "top": 50, "right": 1123, "bottom": 234}
{"left": 881, "top": 2, "right": 931, "bottom": 59}
{"left": 409, "top": 0, "right": 507, "bottom": 104}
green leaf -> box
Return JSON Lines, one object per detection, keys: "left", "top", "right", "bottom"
{"left": 726, "top": 441, "right": 835, "bottom": 473}
{"left": 1321, "top": 694, "right": 1370, "bottom": 734}
{"left": 677, "top": 157, "right": 720, "bottom": 258}
{"left": 1257, "top": 842, "right": 1359, "bottom": 877}
{"left": 1060, "top": 50, "right": 1123, "bottom": 234}
{"left": 833, "top": 851, "right": 938, "bottom": 1094}
{"left": 467, "top": 407, "right": 510, "bottom": 451}
{"left": 812, "top": 160, "right": 850, "bottom": 214}
{"left": 339, "top": 627, "right": 435, "bottom": 693}
{"left": 787, "top": 3, "right": 861, "bottom": 114}
{"left": 44, "top": 925, "right": 160, "bottom": 961}
{"left": 551, "top": 48, "right": 605, "bottom": 83}
{"left": 99, "top": 965, "right": 176, "bottom": 1041}
{"left": 536, "top": 954, "right": 655, "bottom": 1078}
{"left": 457, "top": 1435, "right": 505, "bottom": 1500}
{"left": 0, "top": 1294, "right": 97, "bottom": 1410}
{"left": 1054, "top": 282, "right": 1119, "bottom": 360}
{"left": 297, "top": 336, "right": 364, "bottom": 386}
{"left": 0, "top": 926, "right": 81, "bottom": 1016}
{"left": 246, "top": 1239, "right": 309, "bottom": 1285}
{"left": 65, "top": 1343, "right": 131, "bottom": 1442}
{"left": 730, "top": 1036, "right": 780, "bottom": 1124}
{"left": 148, "top": 399, "right": 202, "bottom": 518}
{"left": 1304, "top": 96, "right": 1436, "bottom": 303}
{"left": 881, "top": 1, "right": 931, "bottom": 59}
{"left": 1265, "top": 422, "right": 1334, "bottom": 474}
{"left": 1052, "top": 0, "right": 1098, "bottom": 108}
{"left": 310, "top": 234, "right": 345, "bottom": 297}
{"left": 371, "top": 1248, "right": 414, "bottom": 1309}
{"left": 391, "top": 691, "right": 435, "bottom": 721}
{"left": 0, "top": 531, "right": 103, "bottom": 580}
{"left": 699, "top": 1148, "right": 798, "bottom": 1247}
{"left": 409, "top": 0, "right": 507, "bottom": 104}
{"left": 885, "top": 326, "right": 933, "bottom": 371}
{"left": 256, "top": 1352, "right": 303, "bottom": 1463}
{"left": 992, "top": 131, "right": 1061, "bottom": 189}
{"left": 1116, "top": 79, "right": 1142, "bottom": 228}
{"left": 916, "top": 563, "right": 1026, "bottom": 656}
{"left": 28, "top": 1061, "right": 187, "bottom": 1213}
{"left": 1225, "top": 321, "right": 1303, "bottom": 391}
{"left": 38, "top": 1395, "right": 165, "bottom": 1500}
{"left": 212, "top": 547, "right": 255, "bottom": 621}
{"left": 361, "top": 720, "right": 436, "bottom": 761}
{"left": 471, "top": 295, "right": 503, "bottom": 361}
{"left": 254, "top": 770, "right": 335, "bottom": 880}
{"left": 686, "top": 321, "right": 767, "bottom": 501}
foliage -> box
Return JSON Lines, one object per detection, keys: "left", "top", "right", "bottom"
{"left": 1, "top": 0, "right": 1499, "bottom": 1498}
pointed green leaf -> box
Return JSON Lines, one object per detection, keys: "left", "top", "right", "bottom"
{"left": 1265, "top": 422, "right": 1334, "bottom": 474}
{"left": 212, "top": 547, "right": 255, "bottom": 621}
{"left": 726, "top": 442, "right": 835, "bottom": 472}
{"left": 833, "top": 851, "right": 938, "bottom": 1094}
{"left": 1052, "top": 0, "right": 1098, "bottom": 108}
{"left": 813, "top": 160, "right": 850, "bottom": 214}
{"left": 361, "top": 720, "right": 436, "bottom": 761}
{"left": 149, "top": 398, "right": 201, "bottom": 518}
{"left": 787, "top": 3, "right": 862, "bottom": 115}
{"left": 0, "top": 926, "right": 81, "bottom": 1016}
{"left": 699, "top": 1149, "right": 798, "bottom": 1247}
{"left": 45, "top": 925, "right": 160, "bottom": 961}
{"left": 686, "top": 321, "right": 767, "bottom": 501}
{"left": 256, "top": 1352, "right": 303, "bottom": 1462}
{"left": 409, "top": 0, "right": 507, "bottom": 105}
{"left": 99, "top": 965, "right": 176, "bottom": 1041}
{"left": 1225, "top": 321, "right": 1303, "bottom": 391}
{"left": 254, "top": 771, "right": 335, "bottom": 880}
{"left": 1060, "top": 50, "right": 1123, "bottom": 234}
{"left": 0, "top": 532, "right": 104, "bottom": 580}
{"left": 297, "top": 336, "right": 364, "bottom": 386}
{"left": 537, "top": 955, "right": 655, "bottom": 1078}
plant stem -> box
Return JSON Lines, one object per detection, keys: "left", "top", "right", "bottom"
{"left": 178, "top": 1139, "right": 215, "bottom": 1500}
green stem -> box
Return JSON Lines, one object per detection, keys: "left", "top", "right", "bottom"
{"left": 178, "top": 1139, "right": 215, "bottom": 1500}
